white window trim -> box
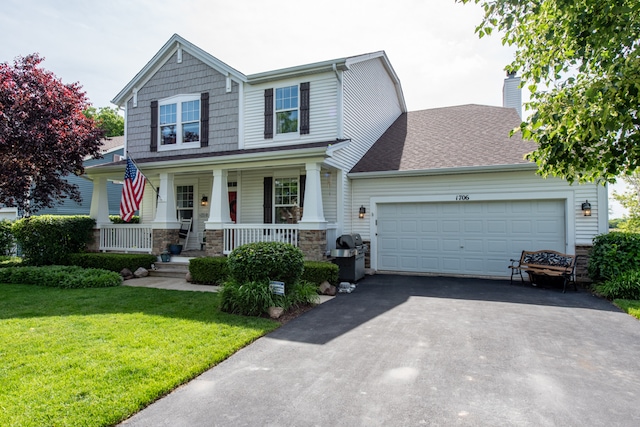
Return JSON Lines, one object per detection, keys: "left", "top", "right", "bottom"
{"left": 274, "top": 176, "right": 300, "bottom": 224}
{"left": 274, "top": 85, "right": 300, "bottom": 138}
{"left": 158, "top": 94, "right": 201, "bottom": 151}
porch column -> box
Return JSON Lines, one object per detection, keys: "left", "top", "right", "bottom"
{"left": 89, "top": 176, "right": 110, "bottom": 226}
{"left": 152, "top": 172, "right": 180, "bottom": 228}
{"left": 206, "top": 168, "right": 232, "bottom": 227}
{"left": 299, "top": 162, "right": 326, "bottom": 230}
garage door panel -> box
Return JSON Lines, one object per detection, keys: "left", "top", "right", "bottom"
{"left": 377, "top": 200, "right": 565, "bottom": 277}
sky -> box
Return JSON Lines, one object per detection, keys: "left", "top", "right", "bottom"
{"left": 0, "top": 0, "right": 628, "bottom": 217}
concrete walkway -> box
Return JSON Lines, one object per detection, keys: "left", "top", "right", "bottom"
{"left": 122, "top": 276, "right": 221, "bottom": 293}
{"left": 121, "top": 275, "right": 640, "bottom": 426}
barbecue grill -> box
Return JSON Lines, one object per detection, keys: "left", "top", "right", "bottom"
{"left": 331, "top": 233, "right": 367, "bottom": 281}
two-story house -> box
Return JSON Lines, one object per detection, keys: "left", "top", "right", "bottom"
{"left": 86, "top": 34, "right": 607, "bottom": 279}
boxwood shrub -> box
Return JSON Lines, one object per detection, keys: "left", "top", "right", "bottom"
{"left": 68, "top": 253, "right": 157, "bottom": 273}
{"left": 301, "top": 261, "right": 339, "bottom": 285}
{"left": 0, "top": 265, "right": 122, "bottom": 288}
{"left": 588, "top": 232, "right": 640, "bottom": 282}
{"left": 227, "top": 242, "right": 304, "bottom": 287}
{"left": 0, "top": 219, "right": 14, "bottom": 256}
{"left": 189, "top": 257, "right": 229, "bottom": 285}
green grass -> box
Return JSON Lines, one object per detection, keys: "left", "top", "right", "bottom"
{"left": 0, "top": 284, "right": 279, "bottom": 427}
{"left": 614, "top": 299, "right": 640, "bottom": 320}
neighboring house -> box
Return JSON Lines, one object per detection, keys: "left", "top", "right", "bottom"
{"left": 85, "top": 34, "right": 607, "bottom": 279}
{"left": 38, "top": 136, "right": 125, "bottom": 216}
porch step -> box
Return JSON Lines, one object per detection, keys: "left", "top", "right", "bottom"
{"left": 150, "top": 261, "right": 190, "bottom": 279}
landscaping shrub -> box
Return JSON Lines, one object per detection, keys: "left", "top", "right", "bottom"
{"left": 302, "top": 261, "right": 339, "bottom": 285}
{"left": 0, "top": 219, "right": 14, "bottom": 256}
{"left": 588, "top": 232, "right": 640, "bottom": 282}
{"left": 11, "top": 215, "right": 96, "bottom": 266}
{"left": 227, "top": 242, "right": 304, "bottom": 287}
{"left": 189, "top": 257, "right": 229, "bottom": 285}
{"left": 0, "top": 265, "right": 122, "bottom": 288}
{"left": 69, "top": 253, "right": 157, "bottom": 273}
{"left": 595, "top": 270, "right": 640, "bottom": 300}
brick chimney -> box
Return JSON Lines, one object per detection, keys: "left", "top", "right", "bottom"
{"left": 503, "top": 71, "right": 522, "bottom": 118}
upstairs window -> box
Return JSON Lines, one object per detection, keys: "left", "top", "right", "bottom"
{"left": 264, "top": 83, "right": 309, "bottom": 139}
{"left": 158, "top": 95, "right": 200, "bottom": 150}
{"left": 275, "top": 86, "right": 298, "bottom": 134}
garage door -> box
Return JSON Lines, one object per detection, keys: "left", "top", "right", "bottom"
{"left": 377, "top": 200, "right": 566, "bottom": 276}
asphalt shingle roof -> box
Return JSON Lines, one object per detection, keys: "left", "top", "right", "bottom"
{"left": 350, "top": 104, "right": 537, "bottom": 174}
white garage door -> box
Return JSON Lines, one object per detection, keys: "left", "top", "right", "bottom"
{"left": 377, "top": 200, "right": 566, "bottom": 277}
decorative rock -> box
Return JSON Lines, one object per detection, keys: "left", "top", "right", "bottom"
{"left": 133, "top": 267, "right": 149, "bottom": 278}
{"left": 318, "top": 281, "right": 337, "bottom": 296}
{"left": 268, "top": 306, "right": 284, "bottom": 319}
{"left": 120, "top": 268, "right": 134, "bottom": 280}
{"left": 185, "top": 271, "right": 193, "bottom": 282}
{"left": 318, "top": 281, "right": 331, "bottom": 294}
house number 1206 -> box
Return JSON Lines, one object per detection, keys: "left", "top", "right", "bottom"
{"left": 456, "top": 195, "right": 470, "bottom": 201}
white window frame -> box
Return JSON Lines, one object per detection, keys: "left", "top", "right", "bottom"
{"left": 158, "top": 94, "right": 200, "bottom": 151}
{"left": 274, "top": 85, "right": 299, "bottom": 137}
{"left": 274, "top": 176, "right": 299, "bottom": 224}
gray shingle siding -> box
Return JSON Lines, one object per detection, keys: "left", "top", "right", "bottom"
{"left": 126, "top": 51, "right": 239, "bottom": 160}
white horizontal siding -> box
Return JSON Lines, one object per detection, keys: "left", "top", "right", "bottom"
{"left": 243, "top": 73, "right": 339, "bottom": 148}
{"left": 321, "top": 169, "right": 338, "bottom": 223}
{"left": 238, "top": 170, "right": 265, "bottom": 224}
{"left": 350, "top": 170, "right": 602, "bottom": 246}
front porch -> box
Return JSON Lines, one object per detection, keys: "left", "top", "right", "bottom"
{"left": 92, "top": 223, "right": 338, "bottom": 260}
{"left": 87, "top": 148, "right": 343, "bottom": 261}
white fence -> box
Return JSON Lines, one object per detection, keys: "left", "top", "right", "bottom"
{"left": 223, "top": 224, "right": 299, "bottom": 255}
{"left": 99, "top": 225, "right": 153, "bottom": 253}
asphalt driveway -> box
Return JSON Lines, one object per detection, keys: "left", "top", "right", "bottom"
{"left": 121, "top": 275, "right": 640, "bottom": 426}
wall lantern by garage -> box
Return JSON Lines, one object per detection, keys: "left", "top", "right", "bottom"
{"left": 581, "top": 200, "right": 592, "bottom": 216}
{"left": 359, "top": 206, "right": 366, "bottom": 219}
{"left": 201, "top": 195, "right": 208, "bottom": 207}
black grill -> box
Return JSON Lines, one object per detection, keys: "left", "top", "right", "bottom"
{"left": 331, "top": 233, "right": 367, "bottom": 282}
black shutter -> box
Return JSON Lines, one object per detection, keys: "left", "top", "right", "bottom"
{"left": 150, "top": 100, "right": 158, "bottom": 152}
{"left": 263, "top": 177, "right": 273, "bottom": 224}
{"left": 299, "top": 175, "right": 306, "bottom": 208}
{"left": 200, "top": 92, "right": 209, "bottom": 148}
{"left": 264, "top": 88, "right": 273, "bottom": 139}
{"left": 300, "top": 82, "right": 310, "bottom": 135}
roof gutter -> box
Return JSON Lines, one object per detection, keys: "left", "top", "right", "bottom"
{"left": 247, "top": 59, "right": 349, "bottom": 85}
{"left": 348, "top": 163, "right": 537, "bottom": 179}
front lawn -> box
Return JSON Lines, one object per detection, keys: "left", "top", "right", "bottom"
{"left": 614, "top": 299, "right": 640, "bottom": 320}
{"left": 0, "top": 284, "right": 279, "bottom": 427}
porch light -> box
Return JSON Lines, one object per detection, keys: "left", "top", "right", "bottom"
{"left": 359, "top": 205, "right": 366, "bottom": 219}
{"left": 581, "top": 200, "right": 591, "bottom": 216}
{"left": 201, "top": 195, "right": 208, "bottom": 207}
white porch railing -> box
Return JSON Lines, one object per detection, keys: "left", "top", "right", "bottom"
{"left": 223, "top": 224, "right": 299, "bottom": 255}
{"left": 99, "top": 225, "right": 153, "bottom": 253}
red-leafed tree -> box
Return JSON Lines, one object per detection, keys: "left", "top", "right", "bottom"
{"left": 0, "top": 54, "right": 104, "bottom": 216}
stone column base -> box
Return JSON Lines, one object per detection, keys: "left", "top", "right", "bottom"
{"left": 153, "top": 229, "right": 179, "bottom": 255}
{"left": 86, "top": 229, "right": 101, "bottom": 252}
{"left": 205, "top": 229, "right": 224, "bottom": 257}
{"left": 299, "top": 229, "right": 327, "bottom": 261}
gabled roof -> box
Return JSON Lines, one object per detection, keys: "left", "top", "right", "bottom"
{"left": 111, "top": 34, "right": 247, "bottom": 106}
{"left": 111, "top": 34, "right": 406, "bottom": 113}
{"left": 99, "top": 135, "right": 124, "bottom": 154}
{"left": 350, "top": 104, "right": 536, "bottom": 175}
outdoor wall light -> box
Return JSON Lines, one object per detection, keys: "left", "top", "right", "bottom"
{"left": 359, "top": 205, "right": 366, "bottom": 219}
{"left": 581, "top": 200, "right": 592, "bottom": 216}
{"left": 201, "top": 195, "right": 208, "bottom": 207}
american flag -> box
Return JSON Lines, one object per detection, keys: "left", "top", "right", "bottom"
{"left": 119, "top": 158, "right": 146, "bottom": 222}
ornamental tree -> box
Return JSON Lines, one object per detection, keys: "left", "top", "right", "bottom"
{"left": 459, "top": 0, "right": 640, "bottom": 183}
{"left": 0, "top": 54, "right": 103, "bottom": 216}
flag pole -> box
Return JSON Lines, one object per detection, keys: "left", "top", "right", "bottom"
{"left": 126, "top": 151, "right": 160, "bottom": 198}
